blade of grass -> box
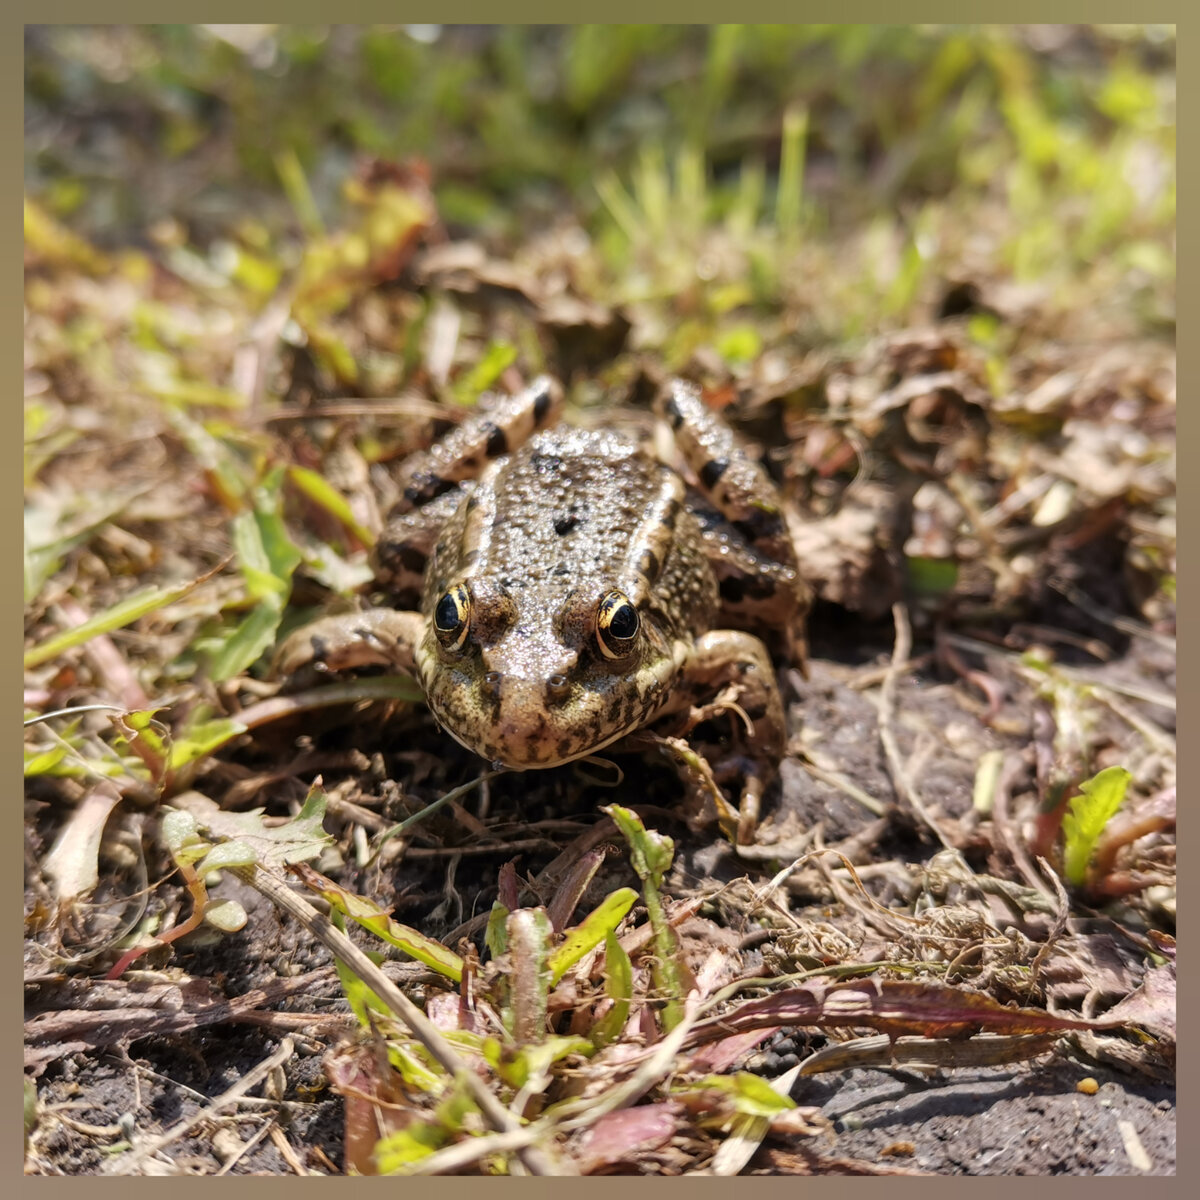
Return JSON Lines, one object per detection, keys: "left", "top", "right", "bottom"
{"left": 775, "top": 103, "right": 808, "bottom": 237}
{"left": 25, "top": 574, "right": 213, "bottom": 670}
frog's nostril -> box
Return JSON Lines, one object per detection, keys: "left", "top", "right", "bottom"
{"left": 545, "top": 672, "right": 570, "bottom": 701}
{"left": 482, "top": 670, "right": 503, "bottom": 701}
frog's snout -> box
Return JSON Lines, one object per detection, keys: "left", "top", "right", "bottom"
{"left": 476, "top": 670, "right": 591, "bottom": 769}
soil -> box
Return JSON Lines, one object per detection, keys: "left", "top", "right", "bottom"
{"left": 25, "top": 625, "right": 1176, "bottom": 1175}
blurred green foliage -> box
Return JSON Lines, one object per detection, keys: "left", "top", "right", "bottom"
{"left": 26, "top": 25, "right": 1174, "bottom": 253}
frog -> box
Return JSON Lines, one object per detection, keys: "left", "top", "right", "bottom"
{"left": 277, "top": 376, "right": 810, "bottom": 843}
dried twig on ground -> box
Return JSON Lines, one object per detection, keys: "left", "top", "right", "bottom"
{"left": 878, "top": 602, "right": 953, "bottom": 849}
{"left": 103, "top": 1037, "right": 296, "bottom": 1176}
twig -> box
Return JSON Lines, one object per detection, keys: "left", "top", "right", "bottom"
{"left": 553, "top": 994, "right": 704, "bottom": 1131}
{"left": 234, "top": 862, "right": 574, "bottom": 1177}
{"left": 389, "top": 1120, "right": 561, "bottom": 1177}
{"left": 1092, "top": 687, "right": 1176, "bottom": 757}
{"left": 796, "top": 756, "right": 889, "bottom": 816}
{"left": 368, "top": 769, "right": 506, "bottom": 863}
{"left": 23, "top": 703, "right": 129, "bottom": 727}
{"left": 215, "top": 1116, "right": 277, "bottom": 1176}
{"left": 990, "top": 753, "right": 1053, "bottom": 897}
{"left": 103, "top": 1038, "right": 296, "bottom": 1175}
{"left": 845, "top": 652, "right": 934, "bottom": 691}
{"left": 1049, "top": 576, "right": 1176, "bottom": 652}
{"left": 269, "top": 1124, "right": 309, "bottom": 1176}
{"left": 938, "top": 631, "right": 1176, "bottom": 711}
{"left": 1029, "top": 857, "right": 1070, "bottom": 985}
{"left": 878, "top": 603, "right": 953, "bottom": 849}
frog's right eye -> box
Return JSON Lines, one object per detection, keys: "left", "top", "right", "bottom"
{"left": 433, "top": 584, "right": 472, "bottom": 651}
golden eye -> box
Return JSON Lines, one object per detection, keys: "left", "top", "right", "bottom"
{"left": 596, "top": 589, "right": 640, "bottom": 659}
{"left": 433, "top": 583, "right": 471, "bottom": 652}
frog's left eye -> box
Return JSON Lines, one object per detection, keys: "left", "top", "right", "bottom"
{"left": 596, "top": 589, "right": 640, "bottom": 659}
{"left": 433, "top": 584, "right": 472, "bottom": 652}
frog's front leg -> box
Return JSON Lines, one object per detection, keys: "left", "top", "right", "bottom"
{"left": 655, "top": 380, "right": 812, "bottom": 666}
{"left": 662, "top": 629, "right": 786, "bottom": 844}
{"left": 274, "top": 608, "right": 425, "bottom": 682}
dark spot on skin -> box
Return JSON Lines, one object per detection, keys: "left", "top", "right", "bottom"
{"left": 700, "top": 458, "right": 730, "bottom": 489}
{"left": 637, "top": 548, "right": 660, "bottom": 582}
{"left": 664, "top": 395, "right": 684, "bottom": 429}
{"left": 665, "top": 497, "right": 682, "bottom": 526}
{"left": 532, "top": 385, "right": 552, "bottom": 425}
{"left": 405, "top": 470, "right": 453, "bottom": 505}
{"left": 465, "top": 493, "right": 479, "bottom": 512}
{"left": 397, "top": 546, "right": 427, "bottom": 574}
{"left": 734, "top": 509, "right": 785, "bottom": 542}
{"left": 744, "top": 575, "right": 779, "bottom": 600}
{"left": 607, "top": 695, "right": 623, "bottom": 724}
{"left": 556, "top": 737, "right": 575, "bottom": 760}
{"left": 554, "top": 514, "right": 581, "bottom": 536}
{"left": 743, "top": 702, "right": 769, "bottom": 722}
{"left": 551, "top": 562, "right": 571, "bottom": 576}
{"left": 483, "top": 422, "right": 508, "bottom": 459}
{"left": 720, "top": 575, "right": 747, "bottom": 604}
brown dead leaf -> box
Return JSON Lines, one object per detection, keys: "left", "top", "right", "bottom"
{"left": 569, "top": 1103, "right": 681, "bottom": 1174}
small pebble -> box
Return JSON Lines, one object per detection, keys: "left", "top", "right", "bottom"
{"left": 1077, "top": 1077, "right": 1100, "bottom": 1095}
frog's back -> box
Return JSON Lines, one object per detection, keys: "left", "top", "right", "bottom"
{"left": 425, "top": 427, "right": 710, "bottom": 623}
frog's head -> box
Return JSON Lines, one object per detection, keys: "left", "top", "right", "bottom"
{"left": 414, "top": 575, "right": 688, "bottom": 769}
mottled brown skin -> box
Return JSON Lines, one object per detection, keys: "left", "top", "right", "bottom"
{"left": 277, "top": 376, "right": 810, "bottom": 839}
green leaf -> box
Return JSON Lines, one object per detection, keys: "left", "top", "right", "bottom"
{"left": 206, "top": 467, "right": 304, "bottom": 681}
{"left": 197, "top": 840, "right": 258, "bottom": 872}
{"left": 330, "top": 909, "right": 397, "bottom": 1029}
{"left": 502, "top": 1035, "right": 592, "bottom": 1091}
{"left": 186, "top": 787, "right": 332, "bottom": 871}
{"left": 592, "top": 930, "right": 633, "bottom": 1046}
{"left": 485, "top": 901, "right": 510, "bottom": 960}
{"left": 287, "top": 465, "right": 376, "bottom": 548}
{"left": 1062, "top": 766, "right": 1132, "bottom": 886}
{"left": 159, "top": 810, "right": 218, "bottom": 869}
{"left": 167, "top": 714, "right": 248, "bottom": 769}
{"left": 374, "top": 1121, "right": 451, "bottom": 1174}
{"left": 386, "top": 1041, "right": 445, "bottom": 1091}
{"left": 452, "top": 340, "right": 518, "bottom": 405}
{"left": 204, "top": 604, "right": 287, "bottom": 683}
{"left": 548, "top": 887, "right": 637, "bottom": 984}
{"left": 716, "top": 325, "right": 762, "bottom": 365}
{"left": 605, "top": 804, "right": 674, "bottom": 888}
{"left": 907, "top": 555, "right": 959, "bottom": 597}
{"left": 239, "top": 468, "right": 304, "bottom": 598}
{"left": 23, "top": 513, "right": 102, "bottom": 606}
{"left": 203, "top": 899, "right": 248, "bottom": 931}
{"left": 674, "top": 1072, "right": 797, "bottom": 1118}
{"left": 605, "top": 805, "right": 684, "bottom": 1030}
{"left": 294, "top": 863, "right": 464, "bottom": 982}
{"left": 24, "top": 744, "right": 69, "bottom": 776}
{"left": 24, "top": 577, "right": 204, "bottom": 669}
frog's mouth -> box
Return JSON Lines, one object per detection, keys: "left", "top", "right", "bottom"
{"left": 435, "top": 698, "right": 646, "bottom": 771}
{"left": 425, "top": 672, "right": 671, "bottom": 772}
{"left": 444, "top": 719, "right": 635, "bottom": 772}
